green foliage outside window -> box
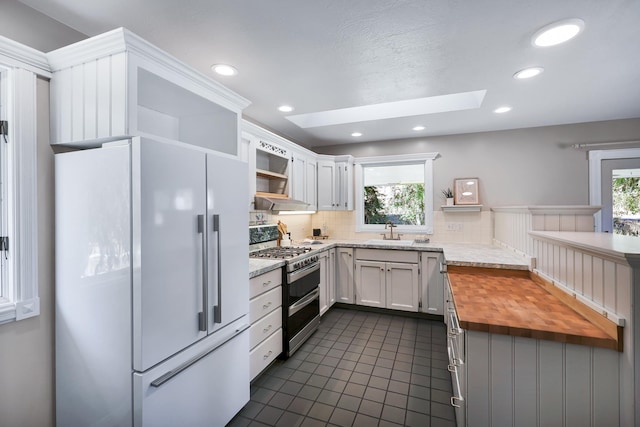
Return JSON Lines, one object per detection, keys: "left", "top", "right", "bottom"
{"left": 613, "top": 177, "right": 640, "bottom": 236}
{"left": 364, "top": 184, "right": 425, "bottom": 225}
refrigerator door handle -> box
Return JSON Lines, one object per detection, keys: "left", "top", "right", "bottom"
{"left": 197, "top": 214, "right": 208, "bottom": 331}
{"left": 150, "top": 323, "right": 250, "bottom": 388}
{"left": 212, "top": 214, "right": 222, "bottom": 324}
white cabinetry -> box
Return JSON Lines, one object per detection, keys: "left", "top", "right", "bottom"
{"left": 319, "top": 249, "right": 336, "bottom": 315}
{"left": 335, "top": 247, "right": 354, "bottom": 304}
{"left": 291, "top": 150, "right": 318, "bottom": 211}
{"left": 354, "top": 249, "right": 419, "bottom": 312}
{"left": 317, "top": 155, "right": 353, "bottom": 210}
{"left": 420, "top": 253, "right": 445, "bottom": 315}
{"left": 47, "top": 28, "right": 249, "bottom": 156}
{"left": 248, "top": 268, "right": 283, "bottom": 381}
{"left": 445, "top": 276, "right": 466, "bottom": 427}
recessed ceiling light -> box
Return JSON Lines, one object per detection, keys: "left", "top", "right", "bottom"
{"left": 513, "top": 67, "right": 544, "bottom": 79}
{"left": 494, "top": 106, "right": 512, "bottom": 114}
{"left": 211, "top": 64, "right": 238, "bottom": 76}
{"left": 412, "top": 126, "right": 425, "bottom": 131}
{"left": 278, "top": 105, "right": 294, "bottom": 113}
{"left": 351, "top": 132, "right": 363, "bottom": 137}
{"left": 532, "top": 19, "right": 584, "bottom": 47}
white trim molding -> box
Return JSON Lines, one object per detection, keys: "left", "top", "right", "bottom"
{"left": 589, "top": 148, "right": 640, "bottom": 232}
{"left": 354, "top": 152, "right": 439, "bottom": 235}
{"left": 0, "top": 57, "right": 40, "bottom": 323}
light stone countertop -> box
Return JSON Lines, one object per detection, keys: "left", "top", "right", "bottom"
{"left": 530, "top": 231, "right": 640, "bottom": 262}
{"left": 249, "top": 239, "right": 531, "bottom": 277}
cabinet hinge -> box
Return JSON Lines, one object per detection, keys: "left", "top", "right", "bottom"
{"left": 0, "top": 236, "right": 8, "bottom": 253}
{"left": 418, "top": 301, "right": 422, "bottom": 309}
{"left": 0, "top": 120, "right": 8, "bottom": 142}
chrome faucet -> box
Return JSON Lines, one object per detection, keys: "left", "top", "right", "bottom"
{"left": 382, "top": 221, "right": 401, "bottom": 240}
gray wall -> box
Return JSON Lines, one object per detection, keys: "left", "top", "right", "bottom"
{"left": 0, "top": 0, "right": 86, "bottom": 52}
{"left": 0, "top": 78, "right": 55, "bottom": 426}
{"left": 314, "top": 118, "right": 640, "bottom": 208}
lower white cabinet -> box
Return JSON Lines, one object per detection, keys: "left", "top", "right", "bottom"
{"left": 336, "top": 247, "right": 354, "bottom": 304}
{"left": 319, "top": 249, "right": 336, "bottom": 315}
{"left": 248, "top": 268, "right": 282, "bottom": 381}
{"left": 354, "top": 249, "right": 419, "bottom": 312}
{"left": 420, "top": 253, "right": 445, "bottom": 315}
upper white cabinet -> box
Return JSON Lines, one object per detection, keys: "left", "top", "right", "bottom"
{"left": 47, "top": 28, "right": 250, "bottom": 156}
{"left": 317, "top": 155, "right": 354, "bottom": 211}
{"left": 290, "top": 149, "right": 318, "bottom": 211}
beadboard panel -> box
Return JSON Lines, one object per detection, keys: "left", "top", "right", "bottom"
{"left": 530, "top": 236, "right": 634, "bottom": 427}
{"left": 492, "top": 206, "right": 598, "bottom": 258}
{"left": 50, "top": 52, "right": 128, "bottom": 144}
{"left": 465, "top": 331, "right": 620, "bottom": 427}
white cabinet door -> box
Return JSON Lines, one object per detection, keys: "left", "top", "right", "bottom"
{"left": 206, "top": 152, "right": 249, "bottom": 333}
{"left": 335, "top": 161, "right": 353, "bottom": 210}
{"left": 319, "top": 252, "right": 329, "bottom": 315}
{"left": 386, "top": 262, "right": 419, "bottom": 312}
{"left": 305, "top": 158, "right": 318, "bottom": 211}
{"left": 133, "top": 138, "right": 207, "bottom": 371}
{"left": 336, "top": 247, "right": 354, "bottom": 303}
{"left": 355, "top": 260, "right": 386, "bottom": 308}
{"left": 420, "top": 254, "right": 444, "bottom": 315}
{"left": 317, "top": 160, "right": 336, "bottom": 210}
{"left": 328, "top": 249, "right": 336, "bottom": 307}
{"left": 291, "top": 154, "right": 306, "bottom": 202}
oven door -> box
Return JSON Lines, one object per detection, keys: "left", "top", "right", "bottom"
{"left": 287, "top": 263, "right": 320, "bottom": 305}
{"left": 286, "top": 262, "right": 320, "bottom": 353}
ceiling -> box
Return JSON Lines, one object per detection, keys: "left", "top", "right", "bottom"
{"left": 16, "top": 0, "right": 640, "bottom": 149}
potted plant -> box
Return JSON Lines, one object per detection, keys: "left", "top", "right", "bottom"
{"left": 442, "top": 188, "right": 454, "bottom": 206}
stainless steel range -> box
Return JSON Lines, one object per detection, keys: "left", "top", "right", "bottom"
{"left": 249, "top": 225, "right": 320, "bottom": 357}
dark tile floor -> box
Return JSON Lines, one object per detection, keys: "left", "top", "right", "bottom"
{"left": 228, "top": 307, "right": 456, "bottom": 427}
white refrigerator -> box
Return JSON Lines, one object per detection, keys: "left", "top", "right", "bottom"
{"left": 55, "top": 137, "right": 250, "bottom": 427}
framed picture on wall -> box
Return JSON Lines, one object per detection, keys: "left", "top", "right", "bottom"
{"left": 454, "top": 178, "right": 479, "bottom": 205}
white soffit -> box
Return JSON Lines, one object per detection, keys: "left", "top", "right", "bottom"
{"left": 285, "top": 90, "right": 487, "bottom": 128}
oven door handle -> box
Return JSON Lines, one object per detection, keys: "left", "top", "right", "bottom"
{"left": 287, "top": 262, "right": 320, "bottom": 283}
{"left": 289, "top": 287, "right": 320, "bottom": 316}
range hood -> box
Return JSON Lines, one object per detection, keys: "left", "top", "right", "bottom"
{"left": 254, "top": 195, "right": 310, "bottom": 212}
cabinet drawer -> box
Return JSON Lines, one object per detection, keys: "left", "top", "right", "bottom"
{"left": 356, "top": 249, "right": 418, "bottom": 263}
{"left": 250, "top": 268, "right": 282, "bottom": 298}
{"left": 250, "top": 307, "right": 282, "bottom": 350}
{"left": 250, "top": 328, "right": 283, "bottom": 380}
{"left": 250, "top": 286, "right": 282, "bottom": 323}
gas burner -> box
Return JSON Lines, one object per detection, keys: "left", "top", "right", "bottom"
{"left": 249, "top": 246, "right": 312, "bottom": 260}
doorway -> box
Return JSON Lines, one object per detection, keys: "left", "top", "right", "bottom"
{"left": 589, "top": 148, "right": 640, "bottom": 232}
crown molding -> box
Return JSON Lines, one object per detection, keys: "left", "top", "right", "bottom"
{"left": 0, "top": 35, "right": 50, "bottom": 77}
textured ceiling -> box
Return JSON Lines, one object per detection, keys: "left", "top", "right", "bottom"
{"left": 16, "top": 0, "right": 640, "bottom": 148}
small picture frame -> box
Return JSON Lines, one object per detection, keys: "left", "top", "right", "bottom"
{"left": 454, "top": 178, "right": 479, "bottom": 205}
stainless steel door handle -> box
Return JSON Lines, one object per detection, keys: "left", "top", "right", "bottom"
{"left": 289, "top": 287, "right": 320, "bottom": 316}
{"left": 212, "top": 214, "right": 222, "bottom": 324}
{"left": 197, "top": 214, "right": 208, "bottom": 331}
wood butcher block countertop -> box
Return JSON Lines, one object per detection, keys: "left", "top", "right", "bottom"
{"left": 447, "top": 266, "right": 622, "bottom": 351}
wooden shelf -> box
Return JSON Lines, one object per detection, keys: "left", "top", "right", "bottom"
{"left": 256, "top": 168, "right": 288, "bottom": 180}
{"left": 442, "top": 204, "right": 482, "bottom": 212}
{"left": 255, "top": 191, "right": 289, "bottom": 199}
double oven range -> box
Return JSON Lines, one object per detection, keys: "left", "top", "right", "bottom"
{"left": 250, "top": 225, "right": 320, "bottom": 357}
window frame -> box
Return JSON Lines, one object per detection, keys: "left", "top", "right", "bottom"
{"left": 0, "top": 37, "right": 48, "bottom": 324}
{"left": 354, "top": 153, "right": 438, "bottom": 235}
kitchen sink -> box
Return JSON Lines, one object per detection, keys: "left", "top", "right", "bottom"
{"left": 364, "top": 239, "right": 414, "bottom": 246}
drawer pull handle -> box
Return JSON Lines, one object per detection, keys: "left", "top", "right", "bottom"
{"left": 263, "top": 325, "right": 272, "bottom": 333}
{"left": 263, "top": 350, "right": 273, "bottom": 360}
{"left": 451, "top": 396, "right": 463, "bottom": 408}
{"left": 263, "top": 302, "right": 272, "bottom": 309}
{"left": 263, "top": 280, "right": 271, "bottom": 287}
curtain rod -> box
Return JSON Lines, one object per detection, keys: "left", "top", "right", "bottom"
{"left": 571, "top": 140, "right": 640, "bottom": 149}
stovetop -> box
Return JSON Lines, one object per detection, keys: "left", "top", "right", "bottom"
{"left": 249, "top": 246, "right": 312, "bottom": 260}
